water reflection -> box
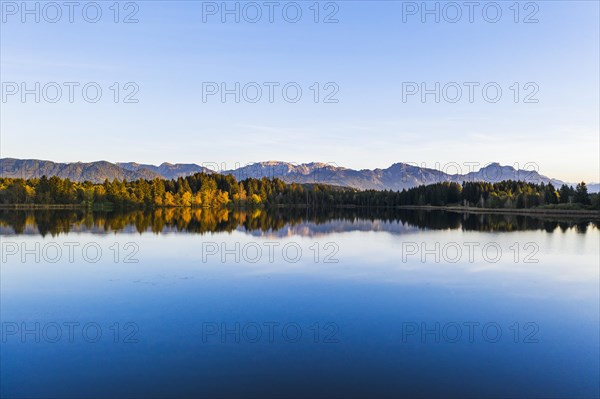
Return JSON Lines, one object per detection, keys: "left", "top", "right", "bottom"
{"left": 1, "top": 207, "right": 598, "bottom": 398}
{"left": 0, "top": 208, "right": 597, "bottom": 237}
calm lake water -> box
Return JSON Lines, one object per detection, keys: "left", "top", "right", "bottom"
{"left": 1, "top": 209, "right": 599, "bottom": 398}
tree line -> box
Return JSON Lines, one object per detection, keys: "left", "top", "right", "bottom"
{"left": 0, "top": 173, "right": 597, "bottom": 210}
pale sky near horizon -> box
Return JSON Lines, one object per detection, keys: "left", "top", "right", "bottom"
{"left": 1, "top": 1, "right": 598, "bottom": 182}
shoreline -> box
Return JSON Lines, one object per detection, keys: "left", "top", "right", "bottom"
{"left": 398, "top": 205, "right": 600, "bottom": 219}
{"left": 0, "top": 204, "right": 598, "bottom": 219}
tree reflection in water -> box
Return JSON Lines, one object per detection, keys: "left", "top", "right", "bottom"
{"left": 0, "top": 208, "right": 596, "bottom": 237}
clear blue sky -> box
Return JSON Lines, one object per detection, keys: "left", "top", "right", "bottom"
{"left": 1, "top": 1, "right": 598, "bottom": 182}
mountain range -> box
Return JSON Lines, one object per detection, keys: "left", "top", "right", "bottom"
{"left": 1, "top": 158, "right": 597, "bottom": 192}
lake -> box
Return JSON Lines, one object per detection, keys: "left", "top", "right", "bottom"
{"left": 1, "top": 209, "right": 598, "bottom": 398}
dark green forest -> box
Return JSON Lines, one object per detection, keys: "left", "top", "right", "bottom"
{"left": 0, "top": 173, "right": 597, "bottom": 210}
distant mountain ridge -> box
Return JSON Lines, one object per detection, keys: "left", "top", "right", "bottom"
{"left": 0, "top": 159, "right": 161, "bottom": 182}
{"left": 224, "top": 161, "right": 573, "bottom": 191}
{"left": 1, "top": 158, "right": 596, "bottom": 192}
{"left": 117, "top": 162, "right": 212, "bottom": 180}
